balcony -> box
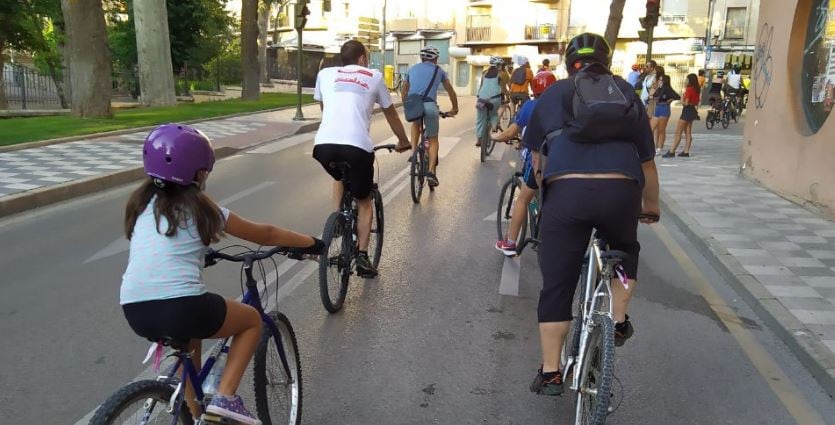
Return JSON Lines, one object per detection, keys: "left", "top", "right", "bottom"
{"left": 525, "top": 23, "right": 557, "bottom": 41}
{"left": 466, "top": 14, "right": 492, "bottom": 42}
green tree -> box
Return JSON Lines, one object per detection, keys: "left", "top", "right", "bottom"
{"left": 604, "top": 0, "right": 627, "bottom": 52}
{"left": 0, "top": 0, "right": 51, "bottom": 109}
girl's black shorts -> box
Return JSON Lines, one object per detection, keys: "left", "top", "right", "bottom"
{"left": 122, "top": 292, "right": 227, "bottom": 341}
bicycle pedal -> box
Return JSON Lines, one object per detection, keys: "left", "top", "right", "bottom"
{"left": 199, "top": 413, "right": 237, "bottom": 424}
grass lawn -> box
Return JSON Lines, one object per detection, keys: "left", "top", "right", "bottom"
{"left": 0, "top": 93, "right": 314, "bottom": 146}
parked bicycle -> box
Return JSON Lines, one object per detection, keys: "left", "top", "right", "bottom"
{"left": 319, "top": 144, "right": 396, "bottom": 313}
{"left": 411, "top": 112, "right": 452, "bottom": 203}
{"left": 91, "top": 246, "right": 312, "bottom": 425}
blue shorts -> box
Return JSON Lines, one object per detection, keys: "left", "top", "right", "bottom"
{"left": 421, "top": 102, "right": 440, "bottom": 139}
{"left": 654, "top": 103, "right": 671, "bottom": 118}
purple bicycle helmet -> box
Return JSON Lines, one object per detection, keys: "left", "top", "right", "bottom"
{"left": 143, "top": 123, "right": 215, "bottom": 186}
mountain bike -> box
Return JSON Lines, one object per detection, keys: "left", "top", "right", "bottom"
{"left": 559, "top": 234, "right": 625, "bottom": 425}
{"left": 496, "top": 139, "right": 540, "bottom": 255}
{"left": 705, "top": 98, "right": 724, "bottom": 130}
{"left": 91, "top": 246, "right": 313, "bottom": 425}
{"left": 319, "top": 144, "right": 396, "bottom": 313}
{"left": 411, "top": 112, "right": 451, "bottom": 203}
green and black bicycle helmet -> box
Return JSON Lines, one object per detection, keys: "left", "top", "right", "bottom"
{"left": 564, "top": 32, "right": 611, "bottom": 72}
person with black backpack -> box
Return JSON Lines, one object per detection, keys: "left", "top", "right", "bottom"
{"left": 523, "top": 33, "right": 660, "bottom": 396}
{"left": 509, "top": 56, "right": 534, "bottom": 116}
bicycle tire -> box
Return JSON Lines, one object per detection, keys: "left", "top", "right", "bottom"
{"left": 480, "top": 124, "right": 488, "bottom": 163}
{"left": 705, "top": 111, "right": 714, "bottom": 129}
{"left": 410, "top": 148, "right": 424, "bottom": 203}
{"left": 575, "top": 314, "right": 615, "bottom": 425}
{"left": 722, "top": 110, "right": 730, "bottom": 128}
{"left": 368, "top": 189, "right": 384, "bottom": 268}
{"left": 486, "top": 130, "right": 496, "bottom": 156}
{"left": 319, "top": 212, "right": 349, "bottom": 313}
{"left": 254, "top": 312, "right": 303, "bottom": 425}
{"left": 496, "top": 177, "right": 527, "bottom": 244}
{"left": 560, "top": 260, "right": 587, "bottom": 378}
{"left": 90, "top": 380, "right": 192, "bottom": 425}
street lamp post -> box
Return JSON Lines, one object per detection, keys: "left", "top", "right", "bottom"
{"left": 293, "top": 0, "right": 310, "bottom": 121}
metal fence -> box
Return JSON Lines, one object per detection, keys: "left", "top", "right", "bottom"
{"left": 2, "top": 64, "right": 63, "bottom": 110}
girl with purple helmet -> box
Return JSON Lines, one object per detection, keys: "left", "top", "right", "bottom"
{"left": 121, "top": 123, "right": 323, "bottom": 423}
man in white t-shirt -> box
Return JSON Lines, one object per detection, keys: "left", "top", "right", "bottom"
{"left": 313, "top": 40, "right": 411, "bottom": 278}
{"left": 724, "top": 65, "right": 742, "bottom": 95}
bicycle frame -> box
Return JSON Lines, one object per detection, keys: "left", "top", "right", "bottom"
{"left": 160, "top": 259, "right": 292, "bottom": 423}
{"left": 568, "top": 236, "right": 614, "bottom": 392}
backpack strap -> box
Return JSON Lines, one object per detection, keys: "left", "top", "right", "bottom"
{"left": 422, "top": 65, "right": 440, "bottom": 101}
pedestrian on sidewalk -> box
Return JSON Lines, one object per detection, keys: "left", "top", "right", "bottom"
{"left": 666, "top": 74, "right": 701, "bottom": 158}
{"left": 651, "top": 69, "right": 680, "bottom": 153}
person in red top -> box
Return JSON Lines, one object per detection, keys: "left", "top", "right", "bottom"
{"left": 667, "top": 73, "right": 701, "bottom": 157}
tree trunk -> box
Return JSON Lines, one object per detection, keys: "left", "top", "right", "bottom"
{"left": 258, "top": 0, "right": 270, "bottom": 84}
{"left": 0, "top": 37, "right": 7, "bottom": 110}
{"left": 134, "top": 0, "right": 176, "bottom": 106}
{"left": 604, "top": 0, "right": 627, "bottom": 54}
{"left": 61, "top": 0, "right": 112, "bottom": 118}
{"left": 241, "top": 0, "right": 260, "bottom": 100}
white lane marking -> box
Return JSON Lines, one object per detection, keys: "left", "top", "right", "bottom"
{"left": 246, "top": 133, "right": 315, "bottom": 154}
{"left": 378, "top": 167, "right": 410, "bottom": 195}
{"left": 438, "top": 136, "right": 462, "bottom": 159}
{"left": 498, "top": 256, "right": 521, "bottom": 296}
{"left": 484, "top": 211, "right": 497, "bottom": 222}
{"left": 83, "top": 181, "right": 277, "bottom": 264}
{"left": 74, "top": 158, "right": 416, "bottom": 424}
{"left": 486, "top": 142, "right": 507, "bottom": 161}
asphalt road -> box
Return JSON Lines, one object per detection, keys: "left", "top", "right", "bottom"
{"left": 0, "top": 99, "right": 833, "bottom": 424}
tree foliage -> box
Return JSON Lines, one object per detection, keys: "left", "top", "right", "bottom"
{"left": 106, "top": 0, "right": 234, "bottom": 73}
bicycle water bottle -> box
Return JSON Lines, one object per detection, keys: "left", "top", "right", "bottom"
{"left": 202, "top": 346, "right": 227, "bottom": 396}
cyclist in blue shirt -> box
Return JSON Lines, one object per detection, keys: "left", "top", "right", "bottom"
{"left": 493, "top": 70, "right": 557, "bottom": 255}
{"left": 401, "top": 46, "right": 459, "bottom": 187}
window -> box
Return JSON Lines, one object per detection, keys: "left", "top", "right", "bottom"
{"left": 323, "top": 0, "right": 331, "bottom": 13}
{"left": 801, "top": 0, "right": 834, "bottom": 133}
{"left": 456, "top": 61, "right": 469, "bottom": 87}
{"left": 662, "top": 0, "right": 687, "bottom": 16}
{"left": 398, "top": 40, "right": 421, "bottom": 55}
{"left": 424, "top": 39, "right": 450, "bottom": 64}
{"left": 724, "top": 7, "right": 747, "bottom": 39}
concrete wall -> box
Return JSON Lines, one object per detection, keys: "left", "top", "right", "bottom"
{"left": 742, "top": 0, "right": 835, "bottom": 217}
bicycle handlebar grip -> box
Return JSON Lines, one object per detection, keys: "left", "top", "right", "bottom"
{"left": 373, "top": 144, "right": 397, "bottom": 152}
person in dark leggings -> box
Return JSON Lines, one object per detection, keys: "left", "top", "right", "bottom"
{"left": 522, "top": 33, "right": 661, "bottom": 396}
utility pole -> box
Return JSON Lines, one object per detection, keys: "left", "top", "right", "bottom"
{"left": 294, "top": 0, "right": 310, "bottom": 121}
{"left": 639, "top": 0, "right": 661, "bottom": 62}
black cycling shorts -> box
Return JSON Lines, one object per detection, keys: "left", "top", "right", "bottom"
{"left": 313, "top": 144, "right": 375, "bottom": 199}
{"left": 537, "top": 179, "right": 642, "bottom": 323}
{"left": 123, "top": 292, "right": 227, "bottom": 341}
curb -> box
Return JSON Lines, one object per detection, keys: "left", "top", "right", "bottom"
{"left": 0, "top": 102, "right": 399, "bottom": 219}
{"left": 0, "top": 103, "right": 312, "bottom": 153}
{"left": 660, "top": 191, "right": 835, "bottom": 398}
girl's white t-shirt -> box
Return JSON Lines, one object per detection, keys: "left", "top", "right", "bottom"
{"left": 120, "top": 197, "right": 229, "bottom": 305}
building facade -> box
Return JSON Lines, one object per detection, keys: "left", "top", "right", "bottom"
{"left": 704, "top": 0, "right": 760, "bottom": 72}
{"left": 742, "top": 0, "right": 835, "bottom": 217}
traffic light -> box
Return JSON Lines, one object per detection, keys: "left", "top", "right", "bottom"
{"left": 645, "top": 0, "right": 660, "bottom": 27}
{"left": 295, "top": 0, "right": 310, "bottom": 30}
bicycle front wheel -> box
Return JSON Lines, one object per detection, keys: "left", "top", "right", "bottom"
{"left": 254, "top": 312, "right": 303, "bottom": 425}
{"left": 575, "top": 314, "right": 615, "bottom": 425}
{"left": 705, "top": 111, "right": 715, "bottom": 129}
{"left": 496, "top": 177, "right": 526, "bottom": 244}
{"left": 722, "top": 110, "right": 731, "bottom": 128}
{"left": 410, "top": 148, "right": 424, "bottom": 203}
{"left": 368, "top": 188, "right": 384, "bottom": 268}
{"left": 89, "top": 380, "right": 191, "bottom": 425}
{"left": 319, "top": 212, "right": 349, "bottom": 313}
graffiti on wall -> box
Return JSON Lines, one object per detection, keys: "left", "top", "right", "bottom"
{"left": 753, "top": 23, "right": 774, "bottom": 109}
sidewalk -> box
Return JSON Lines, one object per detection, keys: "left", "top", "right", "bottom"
{"left": 657, "top": 131, "right": 835, "bottom": 395}
{"left": 0, "top": 102, "right": 326, "bottom": 216}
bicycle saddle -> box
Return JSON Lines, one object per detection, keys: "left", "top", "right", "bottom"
{"left": 150, "top": 336, "right": 190, "bottom": 351}
{"left": 600, "top": 250, "right": 630, "bottom": 265}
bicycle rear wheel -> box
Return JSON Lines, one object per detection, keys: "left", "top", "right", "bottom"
{"left": 367, "top": 188, "right": 384, "bottom": 268}
{"left": 410, "top": 148, "right": 424, "bottom": 203}
{"left": 90, "top": 380, "right": 191, "bottom": 425}
{"left": 575, "top": 314, "right": 615, "bottom": 425}
{"left": 480, "top": 125, "right": 488, "bottom": 163}
{"left": 722, "top": 110, "right": 730, "bottom": 128}
{"left": 496, "top": 177, "right": 526, "bottom": 244}
{"left": 319, "top": 212, "right": 350, "bottom": 313}
{"left": 254, "top": 312, "right": 303, "bottom": 425}
{"left": 705, "top": 111, "right": 714, "bottom": 129}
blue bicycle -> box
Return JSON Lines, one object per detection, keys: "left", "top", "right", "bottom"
{"left": 91, "top": 246, "right": 312, "bottom": 425}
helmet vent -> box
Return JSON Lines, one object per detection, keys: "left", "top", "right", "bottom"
{"left": 165, "top": 156, "right": 172, "bottom": 163}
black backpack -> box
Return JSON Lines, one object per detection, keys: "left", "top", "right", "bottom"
{"left": 511, "top": 67, "right": 527, "bottom": 85}
{"left": 563, "top": 64, "right": 641, "bottom": 143}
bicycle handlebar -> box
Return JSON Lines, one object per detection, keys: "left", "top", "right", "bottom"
{"left": 205, "top": 246, "right": 316, "bottom": 268}
{"left": 638, "top": 213, "right": 660, "bottom": 223}
{"left": 373, "top": 144, "right": 397, "bottom": 152}
{"left": 440, "top": 112, "right": 454, "bottom": 119}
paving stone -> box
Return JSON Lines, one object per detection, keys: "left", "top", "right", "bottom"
{"left": 765, "top": 285, "right": 822, "bottom": 298}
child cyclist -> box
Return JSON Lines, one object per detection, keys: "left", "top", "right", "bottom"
{"left": 493, "top": 70, "right": 557, "bottom": 255}
{"left": 120, "top": 123, "right": 324, "bottom": 424}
